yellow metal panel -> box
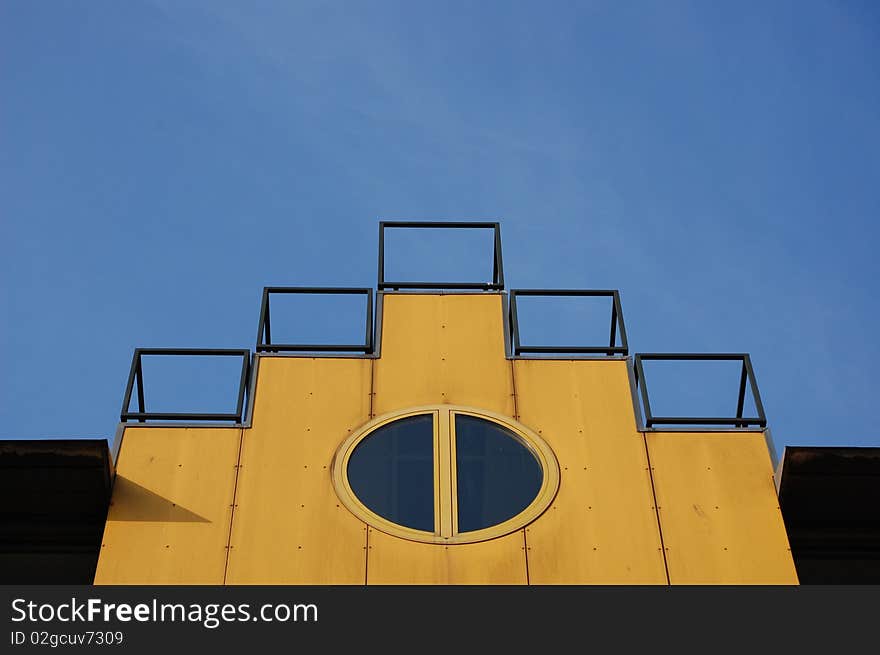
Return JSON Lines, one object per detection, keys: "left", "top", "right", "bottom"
{"left": 366, "top": 528, "right": 527, "bottom": 584}
{"left": 368, "top": 293, "right": 521, "bottom": 582}
{"left": 647, "top": 432, "right": 798, "bottom": 584}
{"left": 514, "top": 359, "right": 667, "bottom": 584}
{"left": 225, "top": 357, "right": 371, "bottom": 584}
{"left": 373, "top": 294, "right": 514, "bottom": 416}
{"left": 94, "top": 427, "right": 240, "bottom": 585}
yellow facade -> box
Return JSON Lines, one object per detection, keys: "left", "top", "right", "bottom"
{"left": 225, "top": 358, "right": 372, "bottom": 584}
{"left": 95, "top": 427, "right": 240, "bottom": 584}
{"left": 372, "top": 294, "right": 515, "bottom": 416}
{"left": 96, "top": 292, "right": 796, "bottom": 585}
{"left": 647, "top": 432, "right": 798, "bottom": 584}
{"left": 514, "top": 360, "right": 667, "bottom": 584}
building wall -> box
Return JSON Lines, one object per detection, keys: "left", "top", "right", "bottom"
{"left": 95, "top": 292, "right": 797, "bottom": 585}
{"left": 95, "top": 427, "right": 240, "bottom": 584}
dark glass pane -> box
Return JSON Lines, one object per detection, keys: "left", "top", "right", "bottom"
{"left": 347, "top": 414, "right": 434, "bottom": 532}
{"left": 456, "top": 415, "right": 543, "bottom": 532}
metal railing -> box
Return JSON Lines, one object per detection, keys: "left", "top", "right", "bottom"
{"left": 255, "top": 287, "right": 374, "bottom": 354}
{"left": 120, "top": 348, "right": 251, "bottom": 423}
{"left": 633, "top": 353, "right": 767, "bottom": 428}
{"left": 378, "top": 221, "right": 504, "bottom": 291}
{"left": 508, "top": 289, "right": 628, "bottom": 356}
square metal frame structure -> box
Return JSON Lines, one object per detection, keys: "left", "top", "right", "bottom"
{"left": 120, "top": 348, "right": 251, "bottom": 423}
{"left": 378, "top": 221, "right": 504, "bottom": 290}
{"left": 633, "top": 353, "right": 767, "bottom": 428}
{"left": 255, "top": 287, "right": 374, "bottom": 354}
{"left": 508, "top": 289, "right": 629, "bottom": 356}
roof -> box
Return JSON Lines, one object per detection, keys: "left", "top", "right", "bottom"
{"left": 778, "top": 446, "right": 880, "bottom": 584}
{"left": 0, "top": 439, "right": 112, "bottom": 583}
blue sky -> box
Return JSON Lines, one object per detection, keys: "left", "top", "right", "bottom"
{"left": 2, "top": 1, "right": 878, "bottom": 460}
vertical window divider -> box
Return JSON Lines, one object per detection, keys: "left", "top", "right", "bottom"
{"left": 430, "top": 411, "right": 442, "bottom": 537}
{"left": 436, "top": 410, "right": 453, "bottom": 538}
{"left": 448, "top": 410, "right": 460, "bottom": 538}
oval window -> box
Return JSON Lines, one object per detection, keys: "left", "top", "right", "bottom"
{"left": 332, "top": 406, "right": 559, "bottom": 545}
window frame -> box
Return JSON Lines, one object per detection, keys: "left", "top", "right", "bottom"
{"left": 331, "top": 405, "right": 560, "bottom": 545}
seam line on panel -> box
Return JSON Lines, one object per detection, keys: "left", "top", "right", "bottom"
{"left": 522, "top": 529, "right": 530, "bottom": 585}
{"left": 510, "top": 359, "right": 520, "bottom": 421}
{"left": 364, "top": 527, "right": 370, "bottom": 586}
{"left": 222, "top": 427, "right": 245, "bottom": 585}
{"left": 642, "top": 433, "right": 671, "bottom": 586}
{"left": 366, "top": 357, "right": 375, "bottom": 584}
{"left": 369, "top": 358, "right": 375, "bottom": 419}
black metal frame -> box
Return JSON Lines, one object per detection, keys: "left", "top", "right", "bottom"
{"left": 633, "top": 353, "right": 767, "bottom": 428}
{"left": 120, "top": 348, "right": 251, "bottom": 423}
{"left": 508, "top": 289, "right": 628, "bottom": 356}
{"left": 377, "top": 221, "right": 504, "bottom": 290}
{"left": 255, "top": 287, "right": 374, "bottom": 353}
